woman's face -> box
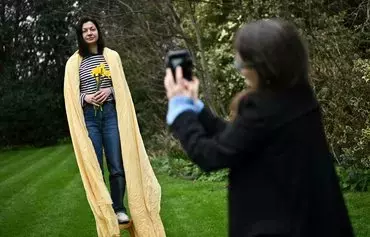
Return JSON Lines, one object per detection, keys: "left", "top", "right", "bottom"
{"left": 235, "top": 53, "right": 259, "bottom": 90}
{"left": 82, "top": 21, "right": 98, "bottom": 45}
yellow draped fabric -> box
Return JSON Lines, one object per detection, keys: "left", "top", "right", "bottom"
{"left": 63, "top": 47, "right": 166, "bottom": 237}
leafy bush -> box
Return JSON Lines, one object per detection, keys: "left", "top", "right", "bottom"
{"left": 0, "top": 82, "right": 68, "bottom": 147}
{"left": 148, "top": 131, "right": 228, "bottom": 181}
{"left": 337, "top": 167, "right": 370, "bottom": 192}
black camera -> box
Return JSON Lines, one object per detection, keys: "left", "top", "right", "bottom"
{"left": 165, "top": 49, "right": 193, "bottom": 81}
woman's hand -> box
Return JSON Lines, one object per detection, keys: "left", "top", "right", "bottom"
{"left": 84, "top": 94, "right": 100, "bottom": 106}
{"left": 164, "top": 67, "right": 200, "bottom": 101}
{"left": 94, "top": 88, "right": 112, "bottom": 104}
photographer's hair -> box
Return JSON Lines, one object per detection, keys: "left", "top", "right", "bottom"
{"left": 230, "top": 18, "right": 309, "bottom": 120}
{"left": 76, "top": 17, "right": 105, "bottom": 57}
{"left": 235, "top": 18, "right": 309, "bottom": 90}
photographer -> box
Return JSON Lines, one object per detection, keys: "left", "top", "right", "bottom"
{"left": 164, "top": 19, "right": 353, "bottom": 237}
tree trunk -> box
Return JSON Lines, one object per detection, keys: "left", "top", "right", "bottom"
{"left": 187, "top": 0, "right": 219, "bottom": 113}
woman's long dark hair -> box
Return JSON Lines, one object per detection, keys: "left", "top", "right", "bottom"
{"left": 230, "top": 18, "right": 310, "bottom": 120}
{"left": 76, "top": 17, "right": 105, "bottom": 57}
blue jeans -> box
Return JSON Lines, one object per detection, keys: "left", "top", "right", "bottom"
{"left": 83, "top": 101, "right": 126, "bottom": 213}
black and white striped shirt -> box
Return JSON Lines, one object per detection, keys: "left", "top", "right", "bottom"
{"left": 79, "top": 54, "right": 114, "bottom": 106}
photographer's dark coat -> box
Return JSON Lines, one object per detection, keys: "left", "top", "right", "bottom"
{"left": 170, "top": 83, "right": 353, "bottom": 237}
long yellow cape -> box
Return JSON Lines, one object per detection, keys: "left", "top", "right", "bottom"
{"left": 63, "top": 47, "right": 166, "bottom": 237}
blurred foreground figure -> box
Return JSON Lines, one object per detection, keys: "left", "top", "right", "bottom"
{"left": 164, "top": 18, "right": 353, "bottom": 237}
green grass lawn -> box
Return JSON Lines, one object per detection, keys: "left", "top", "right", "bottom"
{"left": 0, "top": 144, "right": 369, "bottom": 237}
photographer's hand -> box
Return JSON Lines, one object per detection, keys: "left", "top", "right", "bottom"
{"left": 183, "top": 76, "right": 200, "bottom": 102}
{"left": 164, "top": 67, "right": 192, "bottom": 99}
{"left": 164, "top": 66, "right": 204, "bottom": 124}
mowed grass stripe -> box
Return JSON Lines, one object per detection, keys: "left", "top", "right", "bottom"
{"left": 0, "top": 147, "right": 50, "bottom": 167}
{"left": 23, "top": 152, "right": 96, "bottom": 237}
{"left": 50, "top": 177, "right": 98, "bottom": 237}
{"left": 0, "top": 151, "right": 81, "bottom": 236}
{"left": 159, "top": 175, "right": 227, "bottom": 237}
{"left": 0, "top": 146, "right": 54, "bottom": 180}
{"left": 0, "top": 145, "right": 72, "bottom": 195}
{"left": 24, "top": 174, "right": 96, "bottom": 237}
{"left": 0, "top": 148, "right": 77, "bottom": 215}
